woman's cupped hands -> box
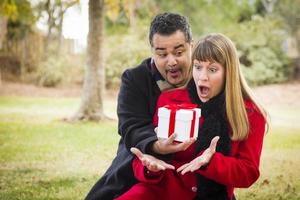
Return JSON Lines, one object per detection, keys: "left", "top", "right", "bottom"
{"left": 130, "top": 136, "right": 220, "bottom": 174}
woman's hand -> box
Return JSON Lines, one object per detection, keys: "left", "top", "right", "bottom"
{"left": 177, "top": 136, "right": 220, "bottom": 175}
{"left": 130, "top": 147, "right": 175, "bottom": 172}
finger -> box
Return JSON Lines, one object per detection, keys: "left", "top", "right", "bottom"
{"left": 190, "top": 162, "right": 205, "bottom": 172}
{"left": 177, "top": 163, "right": 190, "bottom": 173}
{"left": 147, "top": 165, "right": 158, "bottom": 172}
{"left": 209, "top": 136, "right": 220, "bottom": 151}
{"left": 149, "top": 162, "right": 165, "bottom": 171}
{"left": 141, "top": 158, "right": 149, "bottom": 167}
{"left": 151, "top": 159, "right": 173, "bottom": 171}
{"left": 130, "top": 147, "right": 144, "bottom": 160}
{"left": 181, "top": 164, "right": 194, "bottom": 175}
{"left": 166, "top": 133, "right": 176, "bottom": 144}
{"left": 160, "top": 162, "right": 175, "bottom": 170}
{"left": 176, "top": 138, "right": 196, "bottom": 151}
{"left": 156, "top": 164, "right": 166, "bottom": 171}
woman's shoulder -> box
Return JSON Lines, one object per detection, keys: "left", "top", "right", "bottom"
{"left": 244, "top": 99, "right": 259, "bottom": 113}
{"left": 244, "top": 99, "right": 265, "bottom": 121}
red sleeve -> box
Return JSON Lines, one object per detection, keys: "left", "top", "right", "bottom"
{"left": 132, "top": 157, "right": 164, "bottom": 184}
{"left": 196, "top": 104, "right": 266, "bottom": 188}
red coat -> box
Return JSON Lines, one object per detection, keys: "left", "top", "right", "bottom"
{"left": 115, "top": 89, "right": 266, "bottom": 200}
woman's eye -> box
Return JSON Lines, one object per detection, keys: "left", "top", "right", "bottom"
{"left": 194, "top": 65, "right": 201, "bottom": 70}
{"left": 209, "top": 68, "right": 217, "bottom": 73}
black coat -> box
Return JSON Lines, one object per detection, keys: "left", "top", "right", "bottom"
{"left": 85, "top": 58, "right": 167, "bottom": 200}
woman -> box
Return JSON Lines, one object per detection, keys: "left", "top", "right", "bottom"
{"left": 115, "top": 33, "right": 268, "bottom": 200}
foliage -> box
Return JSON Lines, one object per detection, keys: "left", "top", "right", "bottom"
{"left": 225, "top": 15, "right": 290, "bottom": 85}
{"left": 34, "top": 0, "right": 80, "bottom": 35}
{"left": 0, "top": 0, "right": 36, "bottom": 40}
{"left": 104, "top": 29, "right": 149, "bottom": 88}
{"left": 33, "top": 0, "right": 80, "bottom": 57}
{"left": 154, "top": 0, "right": 257, "bottom": 35}
{"left": 1, "top": 0, "right": 299, "bottom": 86}
{"left": 105, "top": 0, "right": 158, "bottom": 26}
{"left": 273, "top": 0, "right": 300, "bottom": 34}
{"left": 103, "top": 0, "right": 296, "bottom": 86}
{"left": 35, "top": 52, "right": 85, "bottom": 87}
{"left": 0, "top": 0, "right": 18, "bottom": 20}
{"left": 36, "top": 54, "right": 81, "bottom": 87}
{"left": 36, "top": 57, "right": 65, "bottom": 87}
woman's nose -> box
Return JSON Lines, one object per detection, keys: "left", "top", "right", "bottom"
{"left": 198, "top": 71, "right": 208, "bottom": 81}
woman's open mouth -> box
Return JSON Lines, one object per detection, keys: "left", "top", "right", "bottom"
{"left": 199, "top": 86, "right": 209, "bottom": 97}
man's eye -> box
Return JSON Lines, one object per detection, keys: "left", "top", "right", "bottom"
{"left": 175, "top": 51, "right": 183, "bottom": 56}
{"left": 158, "top": 54, "right": 167, "bottom": 58}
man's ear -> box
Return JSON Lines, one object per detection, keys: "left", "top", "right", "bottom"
{"left": 150, "top": 45, "right": 155, "bottom": 55}
{"left": 190, "top": 39, "right": 194, "bottom": 49}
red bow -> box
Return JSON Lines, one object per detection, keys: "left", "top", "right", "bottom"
{"left": 164, "top": 103, "right": 198, "bottom": 138}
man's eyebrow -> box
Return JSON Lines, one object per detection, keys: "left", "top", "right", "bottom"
{"left": 154, "top": 44, "right": 185, "bottom": 51}
{"left": 154, "top": 47, "right": 166, "bottom": 51}
{"left": 174, "top": 44, "right": 184, "bottom": 49}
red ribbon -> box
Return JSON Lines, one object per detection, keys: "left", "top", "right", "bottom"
{"left": 164, "top": 103, "right": 198, "bottom": 138}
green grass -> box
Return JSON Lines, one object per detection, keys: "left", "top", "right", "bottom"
{"left": 235, "top": 103, "right": 300, "bottom": 199}
{"left": 235, "top": 129, "right": 300, "bottom": 200}
{"left": 0, "top": 96, "right": 119, "bottom": 200}
{"left": 0, "top": 95, "right": 299, "bottom": 199}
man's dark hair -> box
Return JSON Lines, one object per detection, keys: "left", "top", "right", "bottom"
{"left": 149, "top": 12, "right": 192, "bottom": 46}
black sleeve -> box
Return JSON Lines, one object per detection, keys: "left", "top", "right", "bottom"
{"left": 117, "top": 68, "right": 158, "bottom": 154}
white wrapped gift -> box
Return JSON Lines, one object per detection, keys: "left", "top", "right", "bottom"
{"left": 157, "top": 104, "right": 201, "bottom": 142}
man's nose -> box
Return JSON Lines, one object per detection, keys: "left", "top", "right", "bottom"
{"left": 167, "top": 55, "right": 177, "bottom": 67}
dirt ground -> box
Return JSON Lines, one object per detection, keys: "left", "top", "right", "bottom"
{"left": 0, "top": 81, "right": 118, "bottom": 100}
{"left": 0, "top": 81, "right": 299, "bottom": 108}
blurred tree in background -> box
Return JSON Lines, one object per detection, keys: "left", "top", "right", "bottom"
{"left": 35, "top": 0, "right": 80, "bottom": 56}
{"left": 0, "top": 0, "right": 37, "bottom": 80}
{"left": 0, "top": 0, "right": 299, "bottom": 88}
{"left": 274, "top": 0, "right": 300, "bottom": 79}
{"left": 73, "top": 0, "right": 106, "bottom": 121}
{"left": 102, "top": 0, "right": 298, "bottom": 87}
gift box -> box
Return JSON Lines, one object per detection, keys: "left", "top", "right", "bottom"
{"left": 157, "top": 104, "right": 201, "bottom": 142}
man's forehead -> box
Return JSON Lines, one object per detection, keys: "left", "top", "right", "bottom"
{"left": 152, "top": 31, "right": 189, "bottom": 50}
{"left": 154, "top": 44, "right": 185, "bottom": 51}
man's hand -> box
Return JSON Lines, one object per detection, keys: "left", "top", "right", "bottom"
{"left": 152, "top": 133, "right": 196, "bottom": 155}
{"left": 177, "top": 136, "right": 220, "bottom": 175}
{"left": 131, "top": 147, "right": 175, "bottom": 172}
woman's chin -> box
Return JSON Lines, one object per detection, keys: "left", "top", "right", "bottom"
{"left": 200, "top": 96, "right": 209, "bottom": 103}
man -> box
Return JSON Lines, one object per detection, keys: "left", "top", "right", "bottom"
{"left": 85, "top": 12, "right": 194, "bottom": 200}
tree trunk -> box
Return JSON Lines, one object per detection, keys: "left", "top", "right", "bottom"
{"left": 44, "top": 0, "right": 52, "bottom": 56}
{"left": 294, "top": 30, "right": 300, "bottom": 79}
{"left": 127, "top": 0, "right": 136, "bottom": 30}
{"left": 0, "top": 16, "right": 7, "bottom": 50}
{"left": 72, "top": 0, "right": 105, "bottom": 121}
{"left": 57, "top": 11, "right": 64, "bottom": 55}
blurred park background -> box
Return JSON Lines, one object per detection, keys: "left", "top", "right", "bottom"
{"left": 0, "top": 0, "right": 299, "bottom": 199}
